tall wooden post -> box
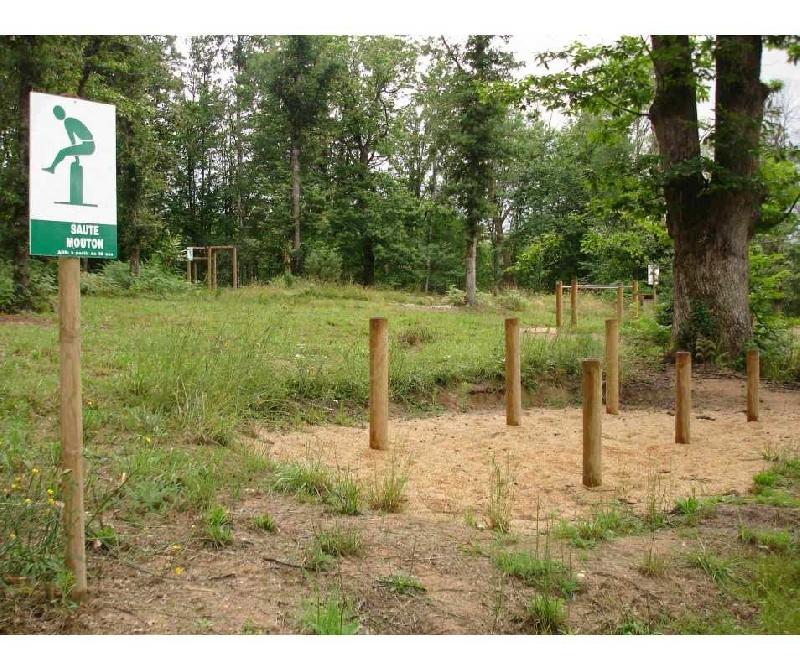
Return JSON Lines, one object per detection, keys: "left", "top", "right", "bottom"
{"left": 582, "top": 359, "right": 602, "bottom": 487}
{"left": 675, "top": 351, "right": 691, "bottom": 444}
{"left": 555, "top": 281, "right": 563, "bottom": 328}
{"left": 616, "top": 284, "right": 624, "bottom": 323}
{"left": 570, "top": 278, "right": 578, "bottom": 327}
{"left": 58, "top": 258, "right": 87, "bottom": 600}
{"left": 206, "top": 246, "right": 212, "bottom": 289}
{"left": 369, "top": 318, "right": 389, "bottom": 450}
{"left": 747, "top": 349, "right": 760, "bottom": 422}
{"left": 232, "top": 247, "right": 238, "bottom": 289}
{"left": 605, "top": 319, "right": 619, "bottom": 415}
{"left": 632, "top": 280, "right": 639, "bottom": 318}
{"left": 505, "top": 318, "right": 522, "bottom": 426}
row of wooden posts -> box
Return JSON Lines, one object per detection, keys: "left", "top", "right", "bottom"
{"left": 555, "top": 279, "right": 644, "bottom": 328}
{"left": 186, "top": 245, "right": 239, "bottom": 290}
{"left": 367, "top": 316, "right": 762, "bottom": 490}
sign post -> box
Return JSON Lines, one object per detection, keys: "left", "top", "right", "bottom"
{"left": 29, "top": 92, "right": 117, "bottom": 601}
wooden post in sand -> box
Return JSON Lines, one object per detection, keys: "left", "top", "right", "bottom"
{"left": 747, "top": 349, "right": 760, "bottom": 422}
{"left": 632, "top": 280, "right": 639, "bottom": 318}
{"left": 570, "top": 278, "right": 578, "bottom": 327}
{"left": 616, "top": 284, "right": 624, "bottom": 324}
{"left": 58, "top": 258, "right": 87, "bottom": 600}
{"left": 555, "top": 281, "right": 563, "bottom": 328}
{"left": 505, "top": 318, "right": 522, "bottom": 426}
{"left": 369, "top": 317, "right": 389, "bottom": 449}
{"left": 582, "top": 359, "right": 602, "bottom": 487}
{"left": 675, "top": 351, "right": 691, "bottom": 444}
{"left": 605, "top": 318, "right": 619, "bottom": 415}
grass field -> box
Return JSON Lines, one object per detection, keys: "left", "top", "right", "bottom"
{"left": 1, "top": 282, "right": 798, "bottom": 633}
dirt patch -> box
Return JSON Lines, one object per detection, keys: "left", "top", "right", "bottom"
{"left": 253, "top": 377, "right": 800, "bottom": 530}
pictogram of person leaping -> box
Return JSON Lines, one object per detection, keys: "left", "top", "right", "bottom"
{"left": 42, "top": 105, "right": 95, "bottom": 174}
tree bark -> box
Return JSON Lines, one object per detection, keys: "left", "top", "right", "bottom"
{"left": 129, "top": 245, "right": 141, "bottom": 276}
{"left": 290, "top": 144, "right": 301, "bottom": 273}
{"left": 649, "top": 35, "right": 767, "bottom": 356}
{"left": 465, "top": 225, "right": 478, "bottom": 305}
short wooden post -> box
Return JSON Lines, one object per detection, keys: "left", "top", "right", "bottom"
{"left": 582, "top": 359, "right": 602, "bottom": 487}
{"left": 206, "top": 246, "right": 212, "bottom": 289}
{"left": 505, "top": 318, "right": 522, "bottom": 426}
{"left": 186, "top": 258, "right": 191, "bottom": 282}
{"left": 675, "top": 351, "right": 691, "bottom": 444}
{"left": 605, "top": 318, "right": 619, "bottom": 415}
{"left": 570, "top": 278, "right": 578, "bottom": 327}
{"left": 555, "top": 281, "right": 563, "bottom": 328}
{"left": 632, "top": 280, "right": 639, "bottom": 318}
{"left": 369, "top": 318, "right": 389, "bottom": 450}
{"left": 616, "top": 284, "right": 624, "bottom": 323}
{"left": 232, "top": 247, "right": 238, "bottom": 289}
{"left": 58, "top": 258, "right": 87, "bottom": 600}
{"left": 747, "top": 349, "right": 760, "bottom": 422}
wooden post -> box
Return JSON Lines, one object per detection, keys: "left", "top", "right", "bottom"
{"left": 505, "top": 318, "right": 522, "bottom": 426}
{"left": 555, "top": 281, "right": 563, "bottom": 328}
{"left": 616, "top": 284, "right": 624, "bottom": 323}
{"left": 675, "top": 351, "right": 691, "bottom": 444}
{"left": 632, "top": 280, "right": 639, "bottom": 318}
{"left": 212, "top": 249, "right": 218, "bottom": 290}
{"left": 605, "top": 318, "right": 619, "bottom": 415}
{"left": 206, "top": 246, "right": 212, "bottom": 289}
{"left": 570, "top": 278, "right": 578, "bottom": 327}
{"left": 747, "top": 349, "right": 760, "bottom": 422}
{"left": 192, "top": 261, "right": 197, "bottom": 283}
{"left": 582, "top": 359, "right": 602, "bottom": 487}
{"left": 186, "top": 258, "right": 191, "bottom": 282}
{"left": 232, "top": 247, "right": 238, "bottom": 289}
{"left": 58, "top": 258, "right": 87, "bottom": 600}
{"left": 369, "top": 318, "right": 389, "bottom": 450}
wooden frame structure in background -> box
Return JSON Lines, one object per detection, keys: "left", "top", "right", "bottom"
{"left": 186, "top": 245, "right": 238, "bottom": 290}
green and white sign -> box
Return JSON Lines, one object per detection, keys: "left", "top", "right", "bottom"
{"left": 29, "top": 92, "right": 117, "bottom": 258}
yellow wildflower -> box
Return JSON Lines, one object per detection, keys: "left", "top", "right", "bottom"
{"left": 24, "top": 498, "right": 32, "bottom": 505}
{"left": 10, "top": 482, "right": 18, "bottom": 490}
{"left": 47, "top": 488, "right": 55, "bottom": 496}
{"left": 48, "top": 498, "right": 56, "bottom": 506}
{"left": 145, "top": 436, "right": 152, "bottom": 445}
{"left": 9, "top": 532, "right": 15, "bottom": 540}
{"left": 174, "top": 566, "right": 184, "bottom": 576}
{"left": 31, "top": 467, "right": 40, "bottom": 476}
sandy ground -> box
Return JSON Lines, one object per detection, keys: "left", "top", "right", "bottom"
{"left": 255, "top": 377, "right": 799, "bottom": 530}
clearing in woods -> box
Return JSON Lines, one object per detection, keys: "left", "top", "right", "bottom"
{"left": 1, "top": 284, "right": 799, "bottom": 634}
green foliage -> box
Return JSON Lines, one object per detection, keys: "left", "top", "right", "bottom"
{"left": 554, "top": 506, "right": 641, "bottom": 548}
{"left": 524, "top": 594, "right": 568, "bottom": 634}
{"left": 252, "top": 513, "right": 277, "bottom": 533}
{"left": 377, "top": 573, "right": 426, "bottom": 595}
{"left": 202, "top": 504, "right": 233, "bottom": 548}
{"left": 304, "top": 245, "right": 343, "bottom": 283}
{"left": 493, "top": 551, "right": 580, "bottom": 597}
{"left": 0, "top": 259, "right": 56, "bottom": 313}
{"left": 738, "top": 527, "right": 794, "bottom": 553}
{"left": 300, "top": 592, "right": 359, "bottom": 634}
{"left": 81, "top": 261, "right": 191, "bottom": 298}
{"left": 368, "top": 461, "right": 409, "bottom": 513}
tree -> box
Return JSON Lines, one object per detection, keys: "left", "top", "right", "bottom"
{"left": 525, "top": 35, "right": 799, "bottom": 356}
{"left": 433, "top": 36, "right": 517, "bottom": 304}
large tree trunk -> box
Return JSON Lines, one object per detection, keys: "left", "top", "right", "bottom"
{"left": 290, "top": 144, "right": 301, "bottom": 273}
{"left": 465, "top": 225, "right": 478, "bottom": 305}
{"left": 649, "top": 35, "right": 767, "bottom": 357}
{"left": 129, "top": 245, "right": 141, "bottom": 276}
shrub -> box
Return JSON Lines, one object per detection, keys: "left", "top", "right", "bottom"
{"left": 305, "top": 245, "right": 343, "bottom": 283}
{"left": 497, "top": 290, "right": 527, "bottom": 312}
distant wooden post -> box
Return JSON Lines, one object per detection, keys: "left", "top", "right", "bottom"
{"left": 747, "top": 349, "right": 760, "bottom": 422}
{"left": 369, "top": 318, "right": 389, "bottom": 450}
{"left": 675, "top": 351, "right": 691, "bottom": 444}
{"left": 186, "top": 258, "right": 191, "bottom": 282}
{"left": 206, "top": 246, "right": 212, "bottom": 289}
{"left": 582, "top": 359, "right": 602, "bottom": 487}
{"left": 58, "top": 258, "right": 87, "bottom": 600}
{"left": 616, "top": 284, "right": 624, "bottom": 323}
{"left": 232, "top": 247, "right": 239, "bottom": 289}
{"left": 555, "top": 281, "right": 563, "bottom": 328}
{"left": 632, "top": 280, "right": 639, "bottom": 318}
{"left": 505, "top": 318, "right": 522, "bottom": 426}
{"left": 605, "top": 319, "right": 619, "bottom": 415}
{"left": 212, "top": 250, "right": 218, "bottom": 290}
{"left": 570, "top": 278, "right": 578, "bottom": 327}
